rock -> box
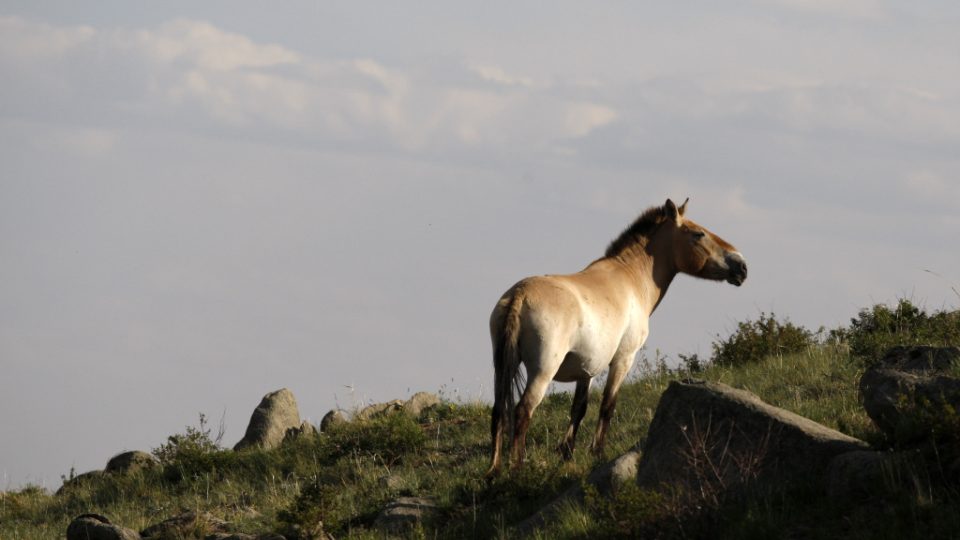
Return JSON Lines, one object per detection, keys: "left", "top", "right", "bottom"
{"left": 67, "top": 514, "right": 141, "bottom": 540}
{"left": 374, "top": 497, "right": 438, "bottom": 533}
{"left": 56, "top": 470, "right": 107, "bottom": 495}
{"left": 860, "top": 346, "right": 960, "bottom": 444}
{"left": 234, "top": 389, "right": 302, "bottom": 451}
{"left": 356, "top": 400, "right": 404, "bottom": 421}
{"left": 140, "top": 510, "right": 230, "bottom": 539}
{"left": 105, "top": 451, "right": 158, "bottom": 475}
{"left": 284, "top": 421, "right": 319, "bottom": 442}
{"left": 636, "top": 380, "right": 868, "bottom": 504}
{"left": 320, "top": 409, "right": 347, "bottom": 431}
{"left": 516, "top": 446, "right": 642, "bottom": 533}
{"left": 403, "top": 392, "right": 441, "bottom": 417}
{"left": 586, "top": 446, "right": 642, "bottom": 496}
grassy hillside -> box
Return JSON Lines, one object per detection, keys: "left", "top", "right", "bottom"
{"left": 2, "top": 300, "right": 959, "bottom": 539}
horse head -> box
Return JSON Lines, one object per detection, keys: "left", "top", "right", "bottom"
{"left": 663, "top": 198, "right": 747, "bottom": 286}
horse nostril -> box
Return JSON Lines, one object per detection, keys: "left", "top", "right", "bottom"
{"left": 727, "top": 255, "right": 747, "bottom": 280}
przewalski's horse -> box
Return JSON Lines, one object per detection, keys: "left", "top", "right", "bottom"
{"left": 486, "top": 198, "right": 747, "bottom": 477}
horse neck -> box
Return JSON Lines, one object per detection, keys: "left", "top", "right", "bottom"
{"left": 605, "top": 236, "right": 678, "bottom": 315}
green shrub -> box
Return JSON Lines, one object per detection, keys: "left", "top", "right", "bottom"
{"left": 152, "top": 413, "right": 223, "bottom": 465}
{"left": 711, "top": 313, "right": 816, "bottom": 367}
{"left": 832, "top": 299, "right": 960, "bottom": 364}
{"left": 277, "top": 479, "right": 346, "bottom": 539}
{"left": 323, "top": 413, "right": 426, "bottom": 464}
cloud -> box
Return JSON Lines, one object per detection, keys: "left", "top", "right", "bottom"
{"left": 0, "top": 16, "right": 94, "bottom": 60}
{"left": 132, "top": 19, "right": 300, "bottom": 71}
{"left": 0, "top": 17, "right": 619, "bottom": 154}
{"left": 470, "top": 64, "right": 535, "bottom": 88}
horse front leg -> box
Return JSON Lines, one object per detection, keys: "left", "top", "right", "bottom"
{"left": 591, "top": 352, "right": 635, "bottom": 456}
{"left": 558, "top": 378, "right": 590, "bottom": 460}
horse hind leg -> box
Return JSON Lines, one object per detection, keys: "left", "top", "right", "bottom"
{"left": 558, "top": 378, "right": 590, "bottom": 460}
{"left": 485, "top": 402, "right": 505, "bottom": 479}
{"left": 510, "top": 370, "right": 553, "bottom": 469}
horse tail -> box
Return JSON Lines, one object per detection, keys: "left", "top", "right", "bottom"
{"left": 493, "top": 288, "right": 526, "bottom": 443}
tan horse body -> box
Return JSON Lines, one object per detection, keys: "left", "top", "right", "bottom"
{"left": 487, "top": 199, "right": 747, "bottom": 477}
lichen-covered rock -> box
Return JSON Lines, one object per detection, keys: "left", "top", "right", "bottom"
{"left": 637, "top": 380, "right": 868, "bottom": 502}
{"left": 860, "top": 346, "right": 960, "bottom": 444}
{"left": 234, "top": 388, "right": 302, "bottom": 451}
{"left": 67, "top": 514, "right": 141, "bottom": 540}
{"left": 105, "top": 451, "right": 158, "bottom": 475}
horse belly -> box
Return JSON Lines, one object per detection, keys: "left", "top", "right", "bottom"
{"left": 553, "top": 351, "right": 608, "bottom": 382}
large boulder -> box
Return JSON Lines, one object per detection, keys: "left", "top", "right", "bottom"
{"left": 636, "top": 380, "right": 868, "bottom": 503}
{"left": 67, "top": 514, "right": 141, "bottom": 540}
{"left": 234, "top": 389, "right": 302, "bottom": 451}
{"left": 105, "top": 451, "right": 158, "bottom": 475}
{"left": 860, "top": 346, "right": 960, "bottom": 444}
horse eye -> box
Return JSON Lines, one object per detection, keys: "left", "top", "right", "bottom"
{"left": 692, "top": 231, "right": 706, "bottom": 239}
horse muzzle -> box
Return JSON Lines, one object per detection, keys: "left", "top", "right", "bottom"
{"left": 725, "top": 253, "right": 748, "bottom": 286}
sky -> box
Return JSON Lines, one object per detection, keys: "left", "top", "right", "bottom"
{"left": 2, "top": 1, "right": 959, "bottom": 490}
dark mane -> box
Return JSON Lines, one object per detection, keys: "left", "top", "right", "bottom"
{"left": 604, "top": 205, "right": 667, "bottom": 258}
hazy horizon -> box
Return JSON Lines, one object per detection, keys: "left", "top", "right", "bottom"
{"left": 2, "top": 1, "right": 959, "bottom": 490}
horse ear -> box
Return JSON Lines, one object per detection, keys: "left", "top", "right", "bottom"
{"left": 664, "top": 198, "right": 682, "bottom": 224}
{"left": 678, "top": 197, "right": 689, "bottom": 216}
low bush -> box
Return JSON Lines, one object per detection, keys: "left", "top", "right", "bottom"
{"left": 152, "top": 413, "right": 223, "bottom": 465}
{"left": 711, "top": 313, "right": 816, "bottom": 367}
{"left": 832, "top": 299, "right": 960, "bottom": 364}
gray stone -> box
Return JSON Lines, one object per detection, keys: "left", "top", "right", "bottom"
{"left": 67, "top": 514, "right": 141, "bottom": 540}
{"left": 234, "top": 389, "right": 302, "bottom": 451}
{"left": 636, "top": 380, "right": 868, "bottom": 503}
{"left": 860, "top": 346, "right": 960, "bottom": 444}
{"left": 284, "top": 421, "right": 319, "bottom": 442}
{"left": 140, "top": 510, "right": 230, "bottom": 539}
{"left": 356, "top": 400, "right": 404, "bottom": 421}
{"left": 374, "top": 497, "right": 438, "bottom": 533}
{"left": 320, "top": 409, "right": 347, "bottom": 431}
{"left": 403, "top": 392, "right": 441, "bottom": 417}
{"left": 105, "top": 451, "right": 158, "bottom": 475}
